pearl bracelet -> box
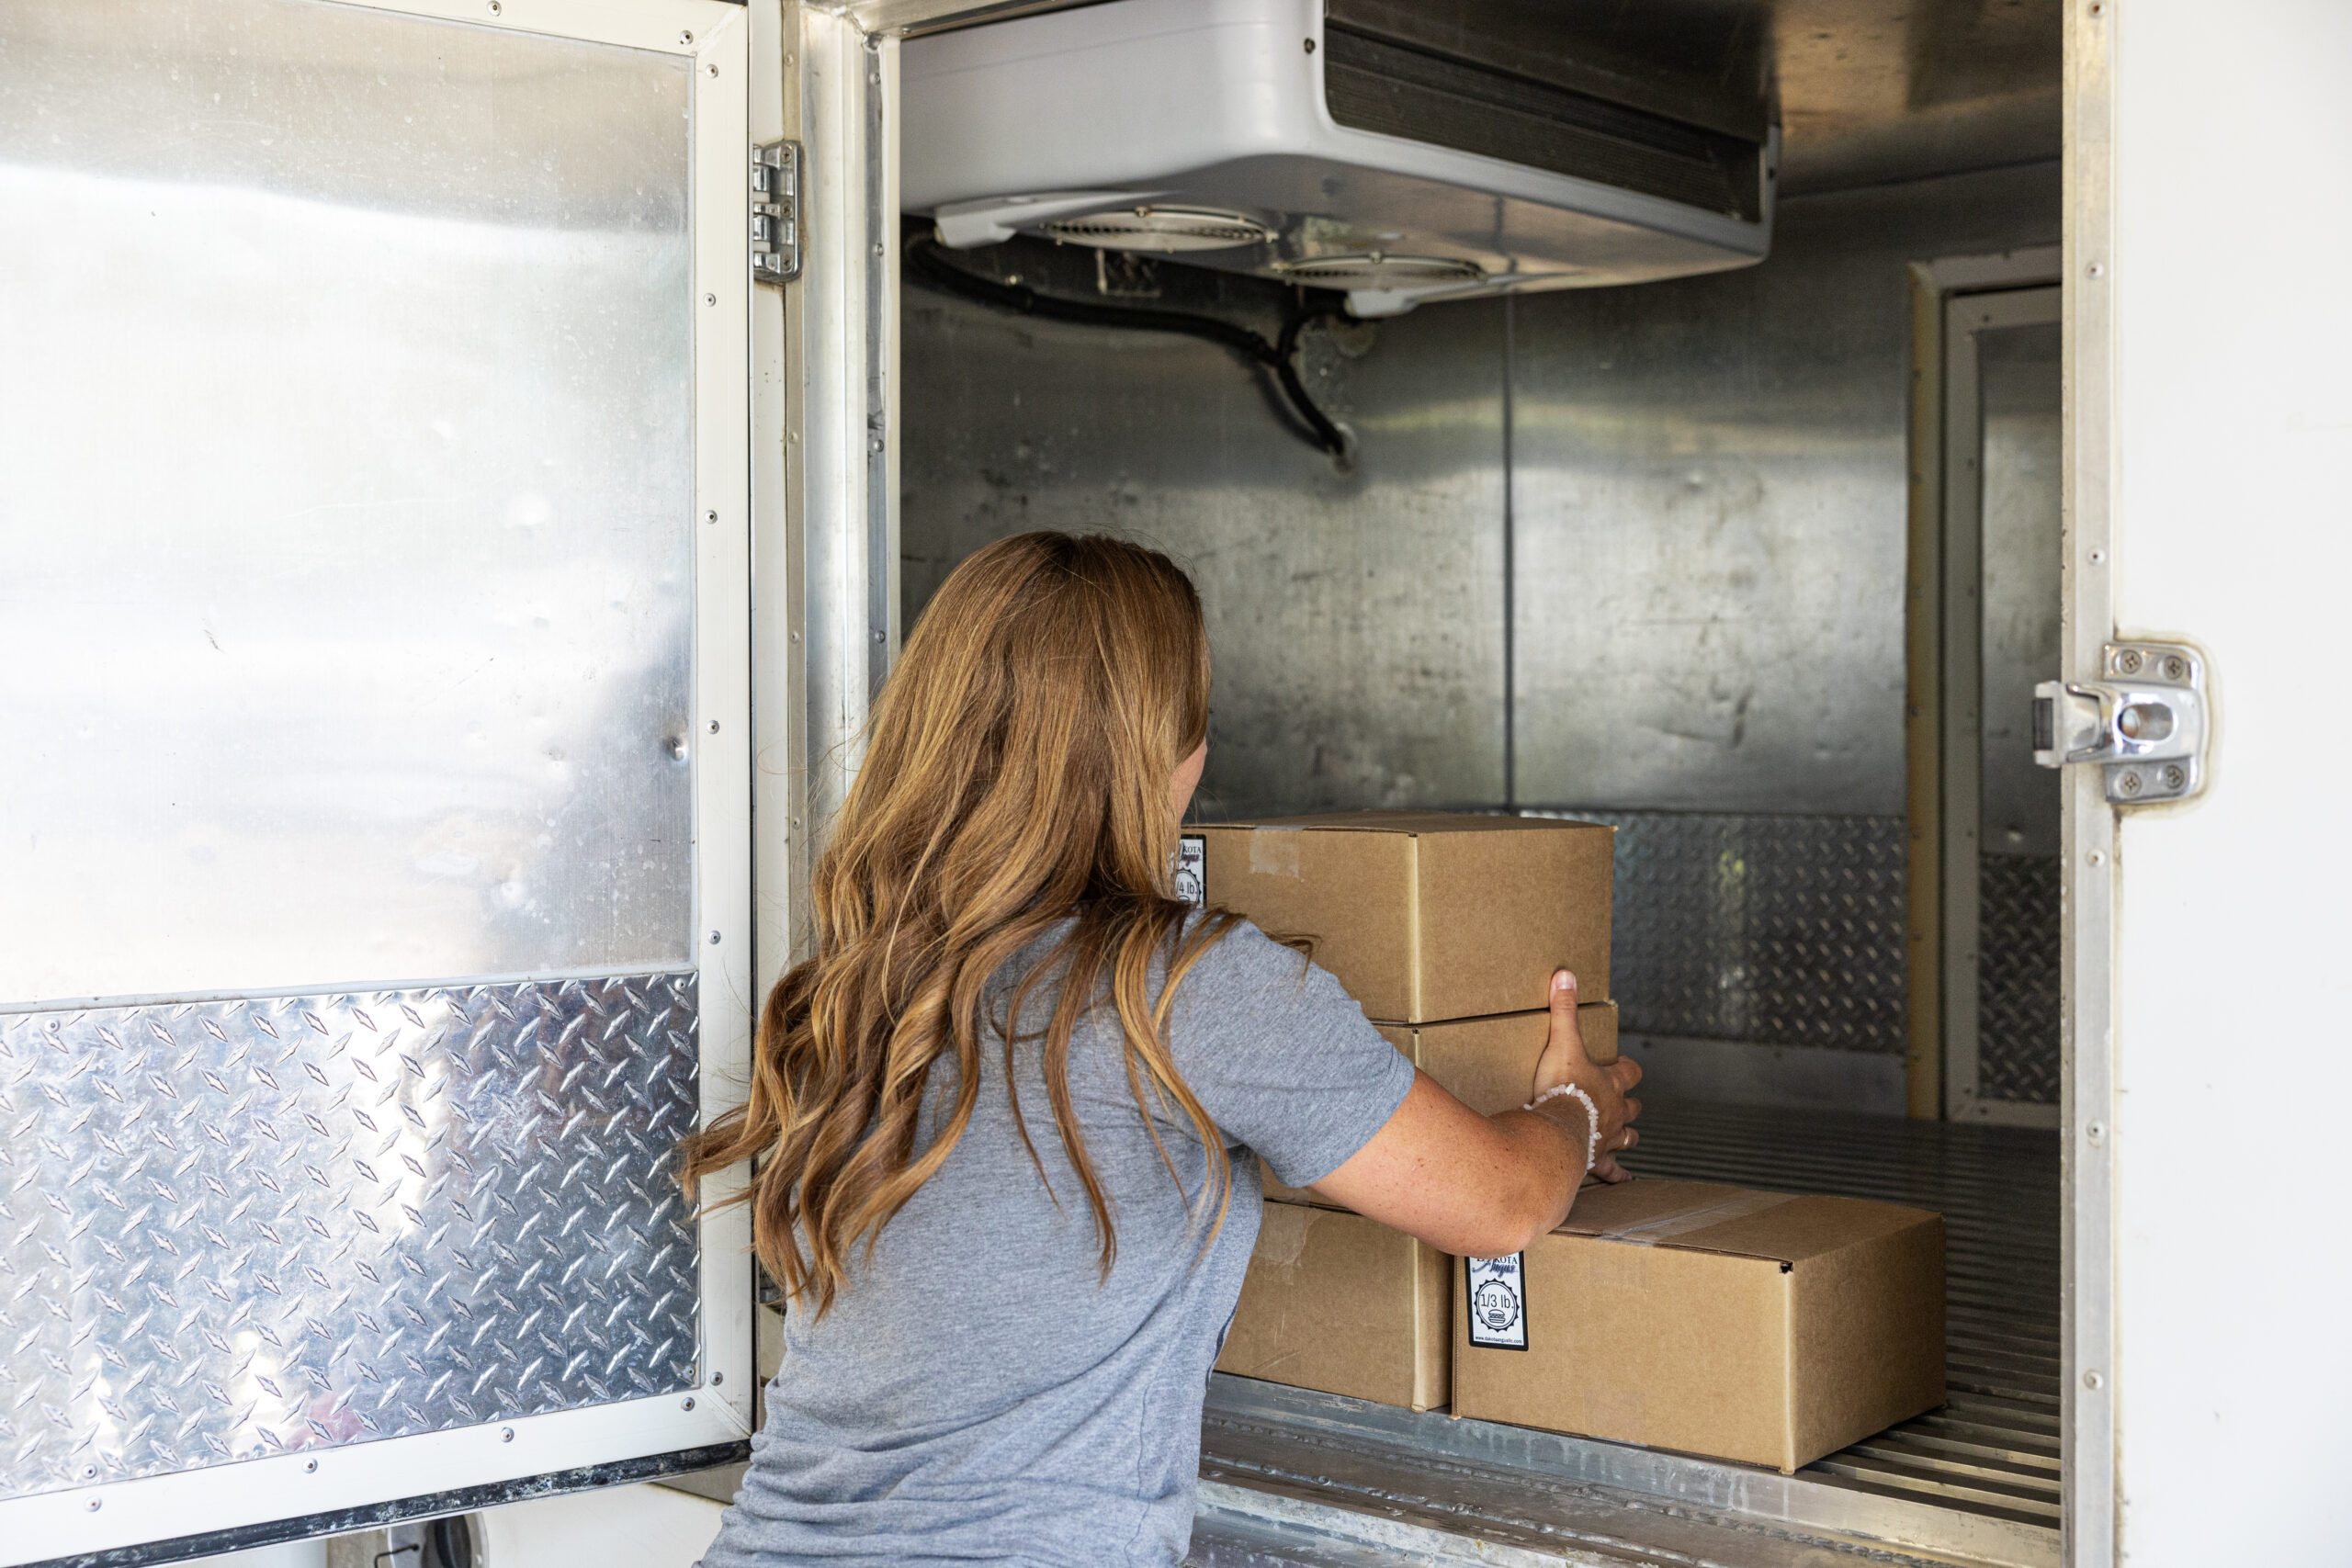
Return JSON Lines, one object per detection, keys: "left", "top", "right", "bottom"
{"left": 1524, "top": 1082, "right": 1602, "bottom": 1173}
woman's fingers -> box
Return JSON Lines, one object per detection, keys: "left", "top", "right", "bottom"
{"left": 1610, "top": 1056, "right": 1644, "bottom": 1093}
{"left": 1622, "top": 1095, "right": 1642, "bottom": 1127}
{"left": 1613, "top": 1125, "right": 1640, "bottom": 1151}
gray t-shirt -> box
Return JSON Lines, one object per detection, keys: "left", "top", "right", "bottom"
{"left": 698, "top": 917, "right": 1413, "bottom": 1568}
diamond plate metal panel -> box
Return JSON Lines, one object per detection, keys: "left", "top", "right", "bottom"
{"left": 1540, "top": 810, "right": 1909, "bottom": 1053}
{"left": 1978, "top": 853, "right": 2062, "bottom": 1105}
{"left": 0, "top": 973, "right": 701, "bottom": 1500}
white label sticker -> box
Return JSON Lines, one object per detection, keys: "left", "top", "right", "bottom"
{"left": 1465, "top": 1253, "right": 1529, "bottom": 1350}
{"left": 1175, "top": 834, "right": 1206, "bottom": 907}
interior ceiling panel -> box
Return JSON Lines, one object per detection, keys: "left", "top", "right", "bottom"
{"left": 882, "top": 0, "right": 2061, "bottom": 195}
{"left": 1772, "top": 0, "right": 2061, "bottom": 190}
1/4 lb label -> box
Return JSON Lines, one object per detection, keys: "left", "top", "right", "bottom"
{"left": 1176, "top": 834, "right": 1206, "bottom": 906}
{"left": 1465, "top": 1253, "right": 1528, "bottom": 1350}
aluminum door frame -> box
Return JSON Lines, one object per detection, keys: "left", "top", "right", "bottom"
{"left": 1939, "top": 284, "right": 2065, "bottom": 1131}
{"left": 1904, "top": 246, "right": 2060, "bottom": 1125}
{"left": 2060, "top": 6, "right": 2117, "bottom": 1564}
{"left": 4, "top": 1, "right": 760, "bottom": 1559}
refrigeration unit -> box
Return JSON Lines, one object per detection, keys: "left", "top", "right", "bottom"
{"left": 901, "top": 0, "right": 1776, "bottom": 316}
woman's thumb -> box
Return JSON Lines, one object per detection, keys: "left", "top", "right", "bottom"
{"left": 1549, "top": 969, "right": 1578, "bottom": 1021}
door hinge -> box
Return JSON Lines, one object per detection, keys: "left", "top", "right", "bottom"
{"left": 752, "top": 141, "right": 801, "bottom": 285}
{"left": 2034, "top": 641, "right": 2210, "bottom": 804}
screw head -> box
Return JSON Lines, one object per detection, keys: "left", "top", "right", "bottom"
{"left": 2088, "top": 547, "right": 2106, "bottom": 564}
{"left": 2163, "top": 654, "right": 2188, "bottom": 681}
{"left": 486, "top": 0, "right": 500, "bottom": 13}
{"left": 1304, "top": 37, "right": 1316, "bottom": 52}
{"left": 705, "top": 292, "right": 717, "bottom": 307}
{"left": 87, "top": 1498, "right": 102, "bottom": 1512}
{"left": 2086, "top": 1121, "right": 2106, "bottom": 1144}
{"left": 705, "top": 509, "right": 718, "bottom": 525}
{"left": 679, "top": 28, "right": 694, "bottom": 43}
{"left": 712, "top": 1371, "right": 725, "bottom": 1386}
{"left": 707, "top": 62, "right": 719, "bottom": 77}
{"left": 2162, "top": 764, "right": 2187, "bottom": 790}
{"left": 305, "top": 1459, "right": 319, "bottom": 1473}
{"left": 709, "top": 930, "right": 722, "bottom": 944}
{"left": 2084, "top": 1369, "right": 2104, "bottom": 1390}
{"left": 2088, "top": 849, "right": 2105, "bottom": 866}
{"left": 501, "top": 1427, "right": 516, "bottom": 1443}
{"left": 2118, "top": 770, "right": 2143, "bottom": 797}
{"left": 708, "top": 719, "right": 720, "bottom": 734}
{"left": 683, "top": 1396, "right": 697, "bottom": 1411}
{"left": 2117, "top": 649, "right": 2143, "bottom": 674}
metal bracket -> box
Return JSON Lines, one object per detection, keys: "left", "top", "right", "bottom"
{"left": 2034, "top": 641, "right": 2210, "bottom": 804}
{"left": 752, "top": 141, "right": 801, "bottom": 284}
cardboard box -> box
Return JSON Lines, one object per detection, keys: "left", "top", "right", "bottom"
{"left": 1452, "top": 1179, "right": 1945, "bottom": 1472}
{"left": 1261, "top": 1003, "right": 1619, "bottom": 1206}
{"left": 1405, "top": 1002, "right": 1620, "bottom": 1107}
{"left": 1188, "top": 812, "right": 1613, "bottom": 1022}
{"left": 1215, "top": 1201, "right": 1449, "bottom": 1411}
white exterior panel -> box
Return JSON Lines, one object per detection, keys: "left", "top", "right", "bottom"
{"left": 2108, "top": 1, "right": 2352, "bottom": 1562}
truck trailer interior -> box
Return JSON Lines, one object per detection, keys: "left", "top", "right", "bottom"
{"left": 895, "top": 4, "right": 2061, "bottom": 1561}
{"left": 4, "top": 1, "right": 2346, "bottom": 1565}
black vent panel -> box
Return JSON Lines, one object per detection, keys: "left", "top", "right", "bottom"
{"left": 1322, "top": 23, "right": 1763, "bottom": 222}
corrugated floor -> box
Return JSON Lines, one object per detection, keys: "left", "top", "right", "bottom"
{"left": 1619, "top": 1099, "right": 2063, "bottom": 1529}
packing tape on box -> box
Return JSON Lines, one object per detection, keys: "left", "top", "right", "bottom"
{"left": 1584, "top": 1190, "right": 1799, "bottom": 1247}
{"left": 1249, "top": 829, "right": 1304, "bottom": 877}
{"left": 1258, "top": 1201, "right": 1313, "bottom": 1267}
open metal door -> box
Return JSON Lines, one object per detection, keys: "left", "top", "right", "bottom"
{"left": 0, "top": 0, "right": 762, "bottom": 1558}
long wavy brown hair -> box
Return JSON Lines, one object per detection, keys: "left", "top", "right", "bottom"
{"left": 681, "top": 532, "right": 1244, "bottom": 1318}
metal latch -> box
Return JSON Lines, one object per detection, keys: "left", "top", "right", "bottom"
{"left": 752, "top": 141, "right": 801, "bottom": 284}
{"left": 2034, "top": 641, "right": 2210, "bottom": 804}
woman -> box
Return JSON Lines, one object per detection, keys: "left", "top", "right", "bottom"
{"left": 686, "top": 533, "right": 1641, "bottom": 1566}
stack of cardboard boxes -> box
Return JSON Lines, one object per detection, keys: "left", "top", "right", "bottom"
{"left": 1193, "top": 811, "right": 1616, "bottom": 1414}
{"left": 1189, "top": 811, "right": 1947, "bottom": 1473}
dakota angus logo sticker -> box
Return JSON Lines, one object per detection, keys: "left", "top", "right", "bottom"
{"left": 1465, "top": 1253, "right": 1529, "bottom": 1350}
{"left": 1175, "top": 834, "right": 1206, "bottom": 907}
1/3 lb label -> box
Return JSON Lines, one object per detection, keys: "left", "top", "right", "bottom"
{"left": 1465, "top": 1253, "right": 1529, "bottom": 1350}
{"left": 1176, "top": 834, "right": 1206, "bottom": 906}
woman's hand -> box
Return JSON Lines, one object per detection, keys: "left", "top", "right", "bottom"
{"left": 1528, "top": 969, "right": 1643, "bottom": 1183}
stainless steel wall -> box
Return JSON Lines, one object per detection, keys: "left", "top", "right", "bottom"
{"left": 905, "top": 163, "right": 2057, "bottom": 818}
{"left": 900, "top": 162, "right": 2058, "bottom": 1091}
{"left": 1510, "top": 163, "right": 2059, "bottom": 816}
{"left": 902, "top": 260, "right": 1508, "bottom": 820}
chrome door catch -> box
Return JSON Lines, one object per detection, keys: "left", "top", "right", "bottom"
{"left": 2034, "top": 642, "right": 2209, "bottom": 804}
{"left": 752, "top": 141, "right": 802, "bottom": 284}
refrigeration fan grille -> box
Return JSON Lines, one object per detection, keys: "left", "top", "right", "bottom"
{"left": 1037, "top": 207, "right": 1273, "bottom": 251}
{"left": 1272, "top": 254, "right": 1487, "bottom": 288}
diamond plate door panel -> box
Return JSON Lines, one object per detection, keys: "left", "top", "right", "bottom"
{"left": 1977, "top": 854, "right": 2062, "bottom": 1105}
{"left": 0, "top": 973, "right": 702, "bottom": 1500}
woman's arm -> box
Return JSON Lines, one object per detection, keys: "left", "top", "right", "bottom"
{"left": 1307, "top": 970, "right": 1643, "bottom": 1258}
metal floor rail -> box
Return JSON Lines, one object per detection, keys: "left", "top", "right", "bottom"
{"left": 1192, "top": 1100, "right": 2062, "bottom": 1567}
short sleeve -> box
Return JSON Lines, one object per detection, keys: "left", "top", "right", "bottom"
{"left": 1162, "top": 918, "right": 1416, "bottom": 1190}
